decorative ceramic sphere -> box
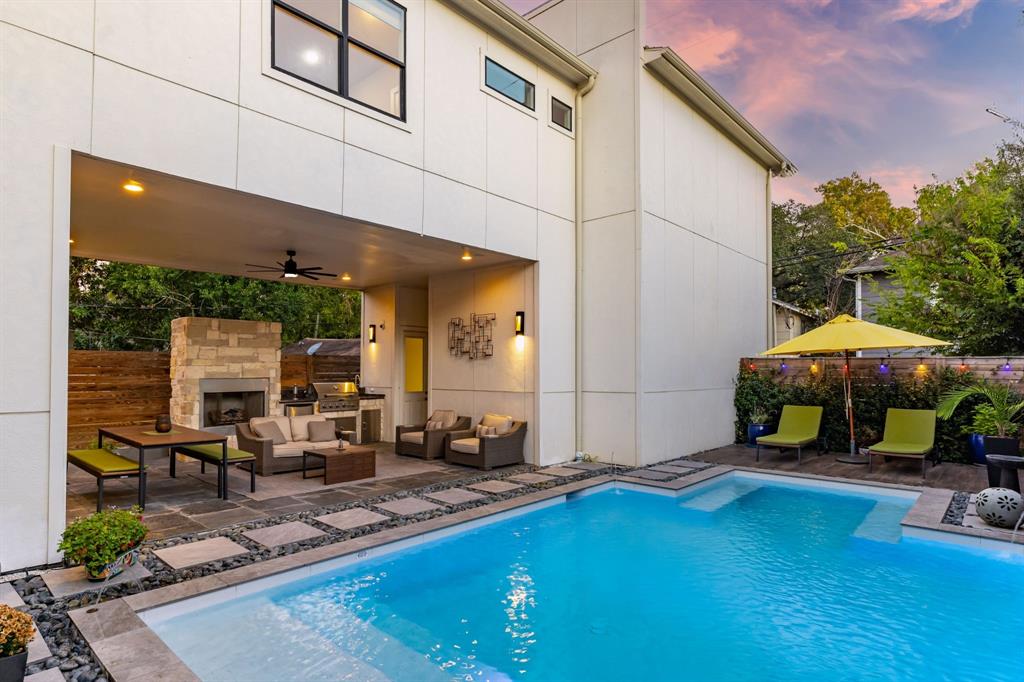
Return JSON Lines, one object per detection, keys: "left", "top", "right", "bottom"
{"left": 975, "top": 487, "right": 1023, "bottom": 529}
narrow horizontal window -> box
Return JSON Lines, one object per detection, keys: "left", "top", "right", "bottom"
{"left": 484, "top": 57, "right": 535, "bottom": 110}
{"left": 551, "top": 97, "right": 572, "bottom": 131}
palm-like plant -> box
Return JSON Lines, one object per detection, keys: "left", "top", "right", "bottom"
{"left": 937, "top": 382, "right": 1024, "bottom": 438}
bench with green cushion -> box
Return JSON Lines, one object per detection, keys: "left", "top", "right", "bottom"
{"left": 755, "top": 405, "right": 824, "bottom": 464}
{"left": 171, "top": 444, "right": 255, "bottom": 498}
{"left": 67, "top": 448, "right": 144, "bottom": 512}
{"left": 868, "top": 408, "right": 936, "bottom": 478}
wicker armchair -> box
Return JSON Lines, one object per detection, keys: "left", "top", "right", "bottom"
{"left": 445, "top": 421, "right": 527, "bottom": 470}
{"left": 395, "top": 415, "right": 470, "bottom": 459}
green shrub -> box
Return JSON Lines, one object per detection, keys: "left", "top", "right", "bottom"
{"left": 734, "top": 367, "right": 976, "bottom": 462}
{"left": 58, "top": 508, "right": 148, "bottom": 577}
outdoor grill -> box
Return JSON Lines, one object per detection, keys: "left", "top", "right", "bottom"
{"left": 313, "top": 381, "right": 359, "bottom": 411}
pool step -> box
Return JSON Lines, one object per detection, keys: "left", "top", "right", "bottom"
{"left": 679, "top": 481, "right": 760, "bottom": 512}
{"left": 852, "top": 500, "right": 910, "bottom": 544}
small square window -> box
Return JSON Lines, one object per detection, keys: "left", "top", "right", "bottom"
{"left": 484, "top": 58, "right": 535, "bottom": 110}
{"left": 551, "top": 97, "right": 572, "bottom": 132}
{"left": 349, "top": 0, "right": 404, "bottom": 60}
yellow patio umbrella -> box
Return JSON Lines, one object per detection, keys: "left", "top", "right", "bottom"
{"left": 763, "top": 314, "right": 950, "bottom": 463}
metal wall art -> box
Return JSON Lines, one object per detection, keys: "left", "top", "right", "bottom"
{"left": 448, "top": 314, "right": 496, "bottom": 359}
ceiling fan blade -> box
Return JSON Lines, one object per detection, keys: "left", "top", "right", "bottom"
{"left": 300, "top": 266, "right": 324, "bottom": 271}
{"left": 299, "top": 272, "right": 319, "bottom": 280}
{"left": 247, "top": 269, "right": 282, "bottom": 274}
{"left": 244, "top": 263, "right": 275, "bottom": 269}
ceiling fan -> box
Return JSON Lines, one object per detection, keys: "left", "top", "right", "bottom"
{"left": 245, "top": 250, "right": 337, "bottom": 281}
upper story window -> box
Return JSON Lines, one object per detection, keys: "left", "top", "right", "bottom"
{"left": 551, "top": 97, "right": 572, "bottom": 132}
{"left": 272, "top": 0, "right": 406, "bottom": 120}
{"left": 484, "top": 58, "right": 535, "bottom": 111}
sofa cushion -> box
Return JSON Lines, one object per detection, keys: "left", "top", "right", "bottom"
{"left": 251, "top": 416, "right": 292, "bottom": 441}
{"left": 272, "top": 439, "right": 340, "bottom": 458}
{"left": 251, "top": 419, "right": 288, "bottom": 445}
{"left": 481, "top": 413, "right": 513, "bottom": 435}
{"left": 429, "top": 409, "right": 457, "bottom": 429}
{"left": 450, "top": 437, "right": 480, "bottom": 455}
{"left": 400, "top": 431, "right": 425, "bottom": 445}
{"left": 290, "top": 415, "right": 328, "bottom": 441}
{"left": 307, "top": 420, "right": 336, "bottom": 442}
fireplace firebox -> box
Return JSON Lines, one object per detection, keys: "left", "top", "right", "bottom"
{"left": 199, "top": 378, "right": 269, "bottom": 433}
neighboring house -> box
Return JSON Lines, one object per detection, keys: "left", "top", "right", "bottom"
{"left": 849, "top": 251, "right": 908, "bottom": 357}
{"left": 772, "top": 299, "right": 814, "bottom": 346}
{"left": 0, "top": 0, "right": 793, "bottom": 571}
{"left": 282, "top": 338, "right": 361, "bottom": 357}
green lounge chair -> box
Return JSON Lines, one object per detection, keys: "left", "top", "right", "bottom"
{"left": 755, "top": 405, "right": 823, "bottom": 464}
{"left": 867, "top": 408, "right": 936, "bottom": 478}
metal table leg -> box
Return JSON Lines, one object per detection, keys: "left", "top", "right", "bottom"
{"left": 221, "top": 441, "right": 229, "bottom": 500}
{"left": 138, "top": 447, "right": 147, "bottom": 509}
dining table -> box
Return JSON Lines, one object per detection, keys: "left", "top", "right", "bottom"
{"left": 97, "top": 424, "right": 228, "bottom": 508}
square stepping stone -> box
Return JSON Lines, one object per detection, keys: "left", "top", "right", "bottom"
{"left": 154, "top": 537, "right": 248, "bottom": 570}
{"left": 663, "top": 459, "right": 708, "bottom": 469}
{"left": 623, "top": 469, "right": 676, "bottom": 481}
{"left": 26, "top": 624, "right": 51, "bottom": 665}
{"left": 315, "top": 507, "right": 389, "bottom": 531}
{"left": 375, "top": 498, "right": 442, "bottom": 516}
{"left": 509, "top": 472, "right": 558, "bottom": 484}
{"left": 540, "top": 466, "right": 582, "bottom": 477}
{"left": 467, "top": 480, "right": 523, "bottom": 494}
{"left": 43, "top": 561, "right": 153, "bottom": 598}
{"left": 425, "top": 488, "right": 487, "bottom": 505}
{"left": 0, "top": 582, "right": 24, "bottom": 607}
{"left": 242, "top": 521, "right": 325, "bottom": 548}
{"left": 564, "top": 461, "right": 606, "bottom": 470}
{"left": 25, "top": 669, "right": 64, "bottom": 682}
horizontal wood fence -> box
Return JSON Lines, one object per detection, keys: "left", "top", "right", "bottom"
{"left": 741, "top": 356, "right": 1024, "bottom": 385}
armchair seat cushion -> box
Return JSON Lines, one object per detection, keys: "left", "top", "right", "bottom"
{"left": 400, "top": 431, "right": 425, "bottom": 445}
{"left": 449, "top": 437, "right": 480, "bottom": 455}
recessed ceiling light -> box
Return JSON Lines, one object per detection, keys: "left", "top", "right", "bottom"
{"left": 302, "top": 49, "right": 321, "bottom": 65}
{"left": 122, "top": 180, "right": 144, "bottom": 193}
{"left": 340, "top": 273, "right": 352, "bottom": 281}
{"left": 461, "top": 247, "right": 473, "bottom": 261}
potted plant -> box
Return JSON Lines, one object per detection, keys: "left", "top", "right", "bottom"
{"left": 746, "top": 406, "right": 773, "bottom": 447}
{"left": 58, "top": 508, "right": 148, "bottom": 582}
{"left": 965, "top": 404, "right": 1001, "bottom": 465}
{"left": 0, "top": 604, "right": 34, "bottom": 682}
{"left": 937, "top": 382, "right": 1024, "bottom": 459}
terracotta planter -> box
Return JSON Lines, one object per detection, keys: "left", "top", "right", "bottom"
{"left": 0, "top": 650, "right": 28, "bottom": 682}
{"left": 86, "top": 547, "right": 139, "bottom": 582}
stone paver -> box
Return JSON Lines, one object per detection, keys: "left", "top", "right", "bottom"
{"left": 649, "top": 464, "right": 704, "bottom": 475}
{"left": 564, "top": 461, "right": 607, "bottom": 470}
{"left": 621, "top": 469, "right": 676, "bottom": 481}
{"left": 242, "top": 521, "right": 326, "bottom": 548}
{"left": 539, "top": 466, "right": 583, "bottom": 477}
{"left": 25, "top": 668, "right": 64, "bottom": 682}
{"left": 315, "top": 507, "right": 389, "bottom": 531}
{"left": 153, "top": 537, "right": 248, "bottom": 570}
{"left": 26, "top": 626, "right": 52, "bottom": 664}
{"left": 375, "top": 498, "right": 442, "bottom": 516}
{"left": 467, "top": 480, "right": 523, "bottom": 494}
{"left": 425, "top": 488, "right": 487, "bottom": 505}
{"left": 0, "top": 581, "right": 24, "bottom": 606}
{"left": 43, "top": 562, "right": 153, "bottom": 598}
{"left": 508, "top": 472, "right": 558, "bottom": 484}
{"left": 664, "top": 459, "right": 710, "bottom": 469}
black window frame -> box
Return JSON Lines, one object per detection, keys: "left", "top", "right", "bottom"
{"left": 551, "top": 96, "right": 572, "bottom": 132}
{"left": 484, "top": 57, "right": 535, "bottom": 111}
{"left": 271, "top": 0, "right": 407, "bottom": 122}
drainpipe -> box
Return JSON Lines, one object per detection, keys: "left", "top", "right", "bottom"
{"left": 766, "top": 170, "right": 773, "bottom": 350}
{"left": 575, "top": 74, "right": 597, "bottom": 455}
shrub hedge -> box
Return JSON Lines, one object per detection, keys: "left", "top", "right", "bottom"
{"left": 733, "top": 367, "right": 978, "bottom": 463}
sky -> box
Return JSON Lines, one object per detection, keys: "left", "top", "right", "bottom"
{"left": 505, "top": 0, "right": 1023, "bottom": 206}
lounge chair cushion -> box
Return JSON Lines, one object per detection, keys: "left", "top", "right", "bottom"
{"left": 481, "top": 413, "right": 513, "bottom": 435}
{"left": 307, "top": 420, "right": 336, "bottom": 442}
{"left": 400, "top": 431, "right": 425, "bottom": 445}
{"left": 756, "top": 433, "right": 817, "bottom": 447}
{"left": 869, "top": 441, "right": 931, "bottom": 456}
{"left": 68, "top": 449, "right": 141, "bottom": 475}
{"left": 450, "top": 437, "right": 480, "bottom": 455}
{"left": 176, "top": 444, "right": 254, "bottom": 462}
{"left": 251, "top": 417, "right": 290, "bottom": 444}
{"left": 290, "top": 415, "right": 329, "bottom": 441}
{"left": 756, "top": 405, "right": 823, "bottom": 447}
{"left": 870, "top": 408, "right": 936, "bottom": 455}
{"left": 429, "top": 410, "right": 458, "bottom": 429}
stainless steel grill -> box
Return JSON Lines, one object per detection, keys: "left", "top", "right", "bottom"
{"left": 313, "top": 381, "right": 359, "bottom": 411}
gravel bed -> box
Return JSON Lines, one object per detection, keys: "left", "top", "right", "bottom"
{"left": 942, "top": 490, "right": 970, "bottom": 526}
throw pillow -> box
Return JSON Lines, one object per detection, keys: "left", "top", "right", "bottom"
{"left": 307, "top": 420, "right": 336, "bottom": 443}
{"left": 476, "top": 424, "right": 498, "bottom": 437}
{"left": 252, "top": 420, "right": 287, "bottom": 445}
{"left": 481, "top": 413, "right": 513, "bottom": 435}
{"left": 425, "top": 420, "right": 444, "bottom": 431}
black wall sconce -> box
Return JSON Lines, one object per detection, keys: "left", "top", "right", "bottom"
{"left": 514, "top": 311, "right": 525, "bottom": 336}
{"left": 368, "top": 324, "right": 377, "bottom": 343}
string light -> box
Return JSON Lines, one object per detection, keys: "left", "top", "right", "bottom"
{"left": 1003, "top": 358, "right": 1012, "bottom": 371}
{"left": 780, "top": 361, "right": 788, "bottom": 371}
{"left": 879, "top": 359, "right": 889, "bottom": 374}
{"left": 748, "top": 363, "right": 757, "bottom": 371}
{"left": 810, "top": 360, "right": 819, "bottom": 374}
{"left": 958, "top": 361, "right": 968, "bottom": 373}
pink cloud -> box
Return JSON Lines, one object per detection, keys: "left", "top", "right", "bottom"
{"left": 883, "top": 0, "right": 980, "bottom": 23}
{"left": 861, "top": 166, "right": 934, "bottom": 206}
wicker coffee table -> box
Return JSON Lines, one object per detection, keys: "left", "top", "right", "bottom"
{"left": 302, "top": 445, "right": 376, "bottom": 485}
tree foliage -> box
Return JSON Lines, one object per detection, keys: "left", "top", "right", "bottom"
{"left": 70, "top": 258, "right": 361, "bottom": 350}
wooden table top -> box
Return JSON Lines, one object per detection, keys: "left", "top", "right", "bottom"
{"left": 98, "top": 424, "right": 227, "bottom": 448}
{"left": 303, "top": 445, "right": 375, "bottom": 457}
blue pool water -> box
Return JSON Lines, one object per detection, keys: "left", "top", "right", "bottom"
{"left": 148, "top": 476, "right": 1024, "bottom": 681}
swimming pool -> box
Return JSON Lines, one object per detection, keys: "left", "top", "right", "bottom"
{"left": 145, "top": 474, "right": 1024, "bottom": 681}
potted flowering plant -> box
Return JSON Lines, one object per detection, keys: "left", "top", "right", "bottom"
{"left": 0, "top": 604, "right": 34, "bottom": 682}
{"left": 58, "top": 508, "right": 148, "bottom": 582}
{"left": 746, "top": 406, "right": 773, "bottom": 447}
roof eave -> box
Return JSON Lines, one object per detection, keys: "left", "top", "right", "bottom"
{"left": 440, "top": 0, "right": 597, "bottom": 86}
{"left": 642, "top": 47, "right": 796, "bottom": 177}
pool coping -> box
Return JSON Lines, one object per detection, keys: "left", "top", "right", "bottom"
{"left": 68, "top": 464, "right": 1019, "bottom": 681}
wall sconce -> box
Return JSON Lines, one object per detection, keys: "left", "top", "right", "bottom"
{"left": 515, "top": 311, "right": 525, "bottom": 336}
{"left": 368, "top": 324, "right": 376, "bottom": 344}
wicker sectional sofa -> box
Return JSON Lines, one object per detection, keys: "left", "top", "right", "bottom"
{"left": 236, "top": 415, "right": 345, "bottom": 475}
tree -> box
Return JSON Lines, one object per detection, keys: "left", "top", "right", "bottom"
{"left": 874, "top": 139, "right": 1024, "bottom": 355}
{"left": 70, "top": 258, "right": 361, "bottom": 350}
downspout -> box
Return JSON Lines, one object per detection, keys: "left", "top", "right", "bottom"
{"left": 575, "top": 74, "right": 597, "bottom": 456}
{"left": 766, "top": 170, "right": 773, "bottom": 350}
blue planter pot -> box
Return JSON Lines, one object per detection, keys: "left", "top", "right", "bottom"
{"left": 747, "top": 423, "right": 772, "bottom": 447}
{"left": 967, "top": 433, "right": 987, "bottom": 466}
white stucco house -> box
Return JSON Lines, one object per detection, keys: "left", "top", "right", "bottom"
{"left": 0, "top": 0, "right": 793, "bottom": 572}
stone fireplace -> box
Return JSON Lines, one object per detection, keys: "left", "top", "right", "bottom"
{"left": 170, "top": 317, "right": 281, "bottom": 433}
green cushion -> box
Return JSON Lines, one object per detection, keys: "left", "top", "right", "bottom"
{"left": 177, "top": 444, "right": 254, "bottom": 463}
{"left": 756, "top": 405, "right": 823, "bottom": 447}
{"left": 756, "top": 434, "right": 816, "bottom": 447}
{"left": 879, "top": 408, "right": 936, "bottom": 450}
{"left": 68, "top": 448, "right": 141, "bottom": 475}
{"left": 869, "top": 441, "right": 932, "bottom": 456}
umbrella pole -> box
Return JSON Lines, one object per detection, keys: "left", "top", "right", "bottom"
{"left": 836, "top": 349, "right": 869, "bottom": 464}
